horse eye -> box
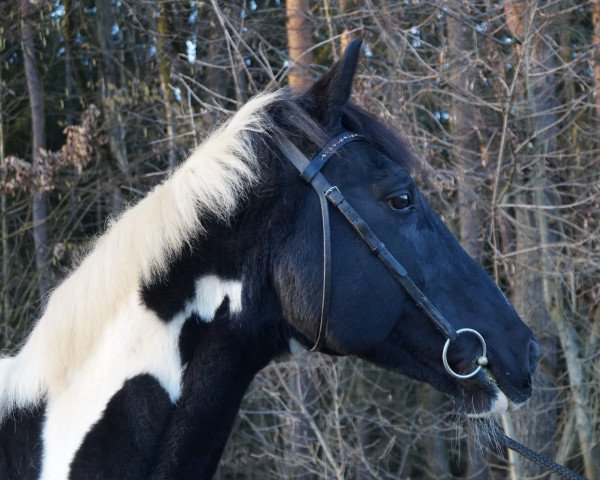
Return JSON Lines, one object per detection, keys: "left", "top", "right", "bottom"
{"left": 388, "top": 193, "right": 412, "bottom": 211}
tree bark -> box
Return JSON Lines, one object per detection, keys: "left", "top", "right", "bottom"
{"left": 287, "top": 353, "right": 320, "bottom": 480}
{"left": 96, "top": 0, "right": 129, "bottom": 178}
{"left": 285, "top": 7, "right": 322, "bottom": 476}
{"left": 156, "top": 4, "right": 177, "bottom": 171}
{"left": 20, "top": 0, "right": 50, "bottom": 299}
{"left": 417, "top": 385, "right": 451, "bottom": 479}
{"left": 592, "top": 0, "right": 600, "bottom": 120}
{"left": 0, "top": 63, "right": 9, "bottom": 340}
{"left": 339, "top": 0, "right": 360, "bottom": 56}
{"left": 503, "top": 2, "right": 561, "bottom": 477}
{"left": 286, "top": 0, "right": 313, "bottom": 91}
{"left": 447, "top": 6, "right": 485, "bottom": 262}
{"left": 446, "top": 7, "right": 487, "bottom": 479}
{"left": 205, "top": 8, "right": 229, "bottom": 121}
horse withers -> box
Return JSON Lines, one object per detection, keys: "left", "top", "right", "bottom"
{"left": 0, "top": 40, "right": 538, "bottom": 479}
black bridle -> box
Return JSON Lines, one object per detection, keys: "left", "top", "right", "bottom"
{"left": 278, "top": 132, "right": 486, "bottom": 378}
{"left": 278, "top": 132, "right": 586, "bottom": 480}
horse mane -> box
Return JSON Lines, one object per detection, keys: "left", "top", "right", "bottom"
{"left": 0, "top": 91, "right": 292, "bottom": 417}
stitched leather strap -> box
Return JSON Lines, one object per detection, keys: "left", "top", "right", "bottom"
{"left": 324, "top": 186, "right": 457, "bottom": 340}
{"left": 300, "top": 133, "right": 362, "bottom": 183}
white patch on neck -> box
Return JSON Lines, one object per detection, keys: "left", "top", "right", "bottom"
{"left": 39, "top": 294, "right": 185, "bottom": 480}
{"left": 172, "top": 275, "right": 243, "bottom": 324}
{"left": 37, "top": 276, "right": 243, "bottom": 479}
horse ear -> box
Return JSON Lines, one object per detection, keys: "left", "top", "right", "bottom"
{"left": 303, "top": 39, "right": 363, "bottom": 123}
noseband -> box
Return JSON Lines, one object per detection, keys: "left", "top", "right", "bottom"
{"left": 278, "top": 132, "right": 487, "bottom": 380}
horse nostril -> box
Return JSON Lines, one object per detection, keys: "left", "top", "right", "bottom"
{"left": 528, "top": 338, "right": 541, "bottom": 374}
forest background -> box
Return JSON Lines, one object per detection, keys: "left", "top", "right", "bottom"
{"left": 1, "top": 0, "right": 599, "bottom": 478}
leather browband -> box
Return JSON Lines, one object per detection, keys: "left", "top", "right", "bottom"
{"left": 300, "top": 133, "right": 363, "bottom": 183}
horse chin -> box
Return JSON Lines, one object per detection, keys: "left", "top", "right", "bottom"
{"left": 461, "top": 369, "right": 509, "bottom": 418}
{"left": 465, "top": 390, "right": 508, "bottom": 419}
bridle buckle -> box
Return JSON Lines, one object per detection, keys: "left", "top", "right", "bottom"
{"left": 324, "top": 186, "right": 343, "bottom": 206}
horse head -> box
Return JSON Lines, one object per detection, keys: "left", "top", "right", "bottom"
{"left": 273, "top": 40, "right": 539, "bottom": 416}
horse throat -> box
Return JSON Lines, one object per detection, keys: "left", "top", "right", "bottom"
{"left": 151, "top": 317, "right": 278, "bottom": 479}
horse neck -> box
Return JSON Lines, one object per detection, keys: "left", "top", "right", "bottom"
{"left": 144, "top": 190, "right": 289, "bottom": 477}
{"left": 151, "top": 307, "right": 283, "bottom": 478}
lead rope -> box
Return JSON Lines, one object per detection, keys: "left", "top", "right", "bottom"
{"left": 277, "top": 134, "right": 586, "bottom": 480}
{"left": 491, "top": 423, "right": 586, "bottom": 480}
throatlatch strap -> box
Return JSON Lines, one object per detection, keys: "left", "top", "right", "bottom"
{"left": 310, "top": 189, "right": 331, "bottom": 352}
{"left": 277, "top": 134, "right": 365, "bottom": 351}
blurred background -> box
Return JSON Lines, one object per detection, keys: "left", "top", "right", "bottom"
{"left": 1, "top": 0, "right": 599, "bottom": 478}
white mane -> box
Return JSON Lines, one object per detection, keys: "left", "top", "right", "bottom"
{"left": 0, "top": 92, "right": 281, "bottom": 418}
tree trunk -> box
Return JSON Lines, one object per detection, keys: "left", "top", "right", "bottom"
{"left": 417, "top": 385, "right": 451, "bottom": 479}
{"left": 0, "top": 64, "right": 9, "bottom": 340}
{"left": 339, "top": 0, "right": 361, "bottom": 56}
{"left": 286, "top": 0, "right": 313, "bottom": 91}
{"left": 554, "top": 306, "right": 600, "bottom": 479}
{"left": 287, "top": 353, "right": 320, "bottom": 480}
{"left": 285, "top": 7, "right": 322, "bottom": 476}
{"left": 446, "top": 7, "right": 487, "bottom": 479}
{"left": 510, "top": 190, "right": 559, "bottom": 479}
{"left": 205, "top": 8, "right": 229, "bottom": 121}
{"left": 592, "top": 0, "right": 600, "bottom": 120}
{"left": 96, "top": 0, "right": 129, "bottom": 178}
{"left": 156, "top": 4, "right": 177, "bottom": 171}
{"left": 20, "top": 0, "right": 50, "bottom": 299}
{"left": 447, "top": 6, "right": 485, "bottom": 262}
{"left": 503, "top": 2, "right": 560, "bottom": 477}
{"left": 62, "top": 0, "right": 79, "bottom": 223}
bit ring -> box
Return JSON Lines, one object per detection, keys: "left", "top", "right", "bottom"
{"left": 442, "top": 328, "right": 487, "bottom": 380}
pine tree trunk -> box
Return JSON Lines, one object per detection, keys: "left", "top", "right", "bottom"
{"left": 286, "top": 0, "right": 313, "bottom": 91}
{"left": 20, "top": 0, "right": 50, "bottom": 299}
{"left": 285, "top": 6, "right": 321, "bottom": 476}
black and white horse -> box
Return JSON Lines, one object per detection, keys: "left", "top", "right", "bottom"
{"left": 0, "top": 41, "right": 539, "bottom": 479}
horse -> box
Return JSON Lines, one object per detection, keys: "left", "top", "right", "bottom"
{"left": 0, "top": 40, "right": 539, "bottom": 479}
